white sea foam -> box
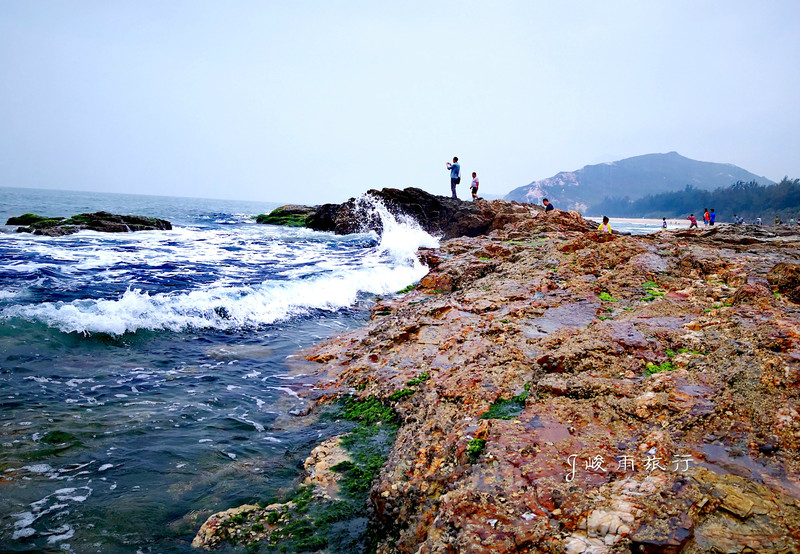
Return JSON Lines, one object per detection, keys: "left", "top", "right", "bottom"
{"left": 268, "top": 386, "right": 301, "bottom": 400}
{"left": 2, "top": 195, "right": 438, "bottom": 335}
{"left": 45, "top": 524, "right": 75, "bottom": 544}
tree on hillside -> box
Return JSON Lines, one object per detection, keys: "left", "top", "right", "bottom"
{"left": 589, "top": 177, "right": 800, "bottom": 222}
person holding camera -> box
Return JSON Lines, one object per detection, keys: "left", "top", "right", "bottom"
{"left": 446, "top": 157, "right": 461, "bottom": 199}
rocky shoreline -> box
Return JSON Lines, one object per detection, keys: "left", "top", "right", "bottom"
{"left": 198, "top": 199, "right": 800, "bottom": 552}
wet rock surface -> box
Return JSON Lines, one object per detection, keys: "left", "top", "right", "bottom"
{"left": 296, "top": 211, "right": 800, "bottom": 553}
{"left": 8, "top": 211, "right": 172, "bottom": 236}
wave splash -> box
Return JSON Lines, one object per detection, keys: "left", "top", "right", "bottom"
{"left": 2, "top": 195, "right": 439, "bottom": 335}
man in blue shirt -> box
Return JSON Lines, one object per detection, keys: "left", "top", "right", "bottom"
{"left": 446, "top": 157, "right": 461, "bottom": 199}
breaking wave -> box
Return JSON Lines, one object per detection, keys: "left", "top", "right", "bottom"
{"left": 1, "top": 194, "right": 438, "bottom": 335}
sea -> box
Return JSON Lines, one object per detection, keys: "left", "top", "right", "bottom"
{"left": 0, "top": 188, "right": 665, "bottom": 552}
{"left": 0, "top": 187, "right": 438, "bottom": 553}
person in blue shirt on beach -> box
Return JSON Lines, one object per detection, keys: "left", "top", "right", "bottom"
{"left": 446, "top": 157, "right": 461, "bottom": 199}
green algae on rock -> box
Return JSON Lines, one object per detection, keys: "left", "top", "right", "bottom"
{"left": 255, "top": 205, "right": 316, "bottom": 227}
{"left": 192, "top": 398, "right": 399, "bottom": 552}
{"left": 8, "top": 211, "right": 172, "bottom": 236}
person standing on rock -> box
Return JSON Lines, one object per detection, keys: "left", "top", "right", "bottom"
{"left": 543, "top": 198, "right": 554, "bottom": 212}
{"left": 687, "top": 214, "right": 698, "bottom": 229}
{"left": 709, "top": 209, "right": 716, "bottom": 226}
{"left": 446, "top": 157, "right": 461, "bottom": 199}
{"left": 703, "top": 208, "right": 710, "bottom": 226}
{"left": 598, "top": 216, "right": 612, "bottom": 234}
{"left": 662, "top": 217, "right": 668, "bottom": 230}
{"left": 470, "top": 172, "right": 480, "bottom": 201}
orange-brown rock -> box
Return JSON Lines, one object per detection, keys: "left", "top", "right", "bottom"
{"left": 295, "top": 209, "right": 800, "bottom": 553}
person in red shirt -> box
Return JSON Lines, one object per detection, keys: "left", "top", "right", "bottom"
{"left": 687, "top": 214, "right": 698, "bottom": 229}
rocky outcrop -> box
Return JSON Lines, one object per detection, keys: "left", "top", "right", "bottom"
{"left": 8, "top": 211, "right": 172, "bottom": 236}
{"left": 261, "top": 187, "right": 566, "bottom": 240}
{"left": 255, "top": 204, "right": 317, "bottom": 227}
{"left": 294, "top": 215, "right": 800, "bottom": 553}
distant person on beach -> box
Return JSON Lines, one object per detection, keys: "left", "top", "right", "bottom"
{"left": 709, "top": 209, "right": 716, "bottom": 225}
{"left": 662, "top": 217, "right": 667, "bottom": 229}
{"left": 598, "top": 216, "right": 612, "bottom": 234}
{"left": 446, "top": 157, "right": 461, "bottom": 199}
{"left": 756, "top": 217, "right": 762, "bottom": 226}
{"left": 687, "top": 214, "right": 698, "bottom": 229}
{"left": 470, "top": 172, "right": 479, "bottom": 201}
{"left": 703, "top": 208, "right": 710, "bottom": 226}
{"left": 543, "top": 198, "right": 554, "bottom": 212}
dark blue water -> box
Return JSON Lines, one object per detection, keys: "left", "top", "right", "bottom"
{"left": 0, "top": 187, "right": 438, "bottom": 552}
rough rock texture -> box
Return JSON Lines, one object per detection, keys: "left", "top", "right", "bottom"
{"left": 306, "top": 187, "right": 564, "bottom": 239}
{"left": 9, "top": 211, "right": 172, "bottom": 236}
{"left": 297, "top": 208, "right": 800, "bottom": 553}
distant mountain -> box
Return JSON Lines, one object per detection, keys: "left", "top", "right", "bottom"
{"left": 504, "top": 152, "right": 775, "bottom": 212}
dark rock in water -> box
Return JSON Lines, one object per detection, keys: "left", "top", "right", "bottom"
{"left": 308, "top": 187, "right": 554, "bottom": 239}
{"left": 256, "top": 205, "right": 317, "bottom": 227}
{"left": 308, "top": 188, "right": 494, "bottom": 238}
{"left": 257, "top": 187, "right": 584, "bottom": 240}
{"left": 9, "top": 211, "right": 172, "bottom": 236}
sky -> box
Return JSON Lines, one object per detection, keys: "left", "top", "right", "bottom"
{"left": 1, "top": 1, "right": 799, "bottom": 205}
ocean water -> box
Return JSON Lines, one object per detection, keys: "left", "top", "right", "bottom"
{"left": 0, "top": 187, "right": 438, "bottom": 552}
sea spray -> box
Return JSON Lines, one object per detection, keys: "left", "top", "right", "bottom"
{"left": 1, "top": 194, "right": 439, "bottom": 335}
{"left": 349, "top": 193, "right": 440, "bottom": 265}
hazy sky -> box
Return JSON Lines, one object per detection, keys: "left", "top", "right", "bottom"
{"left": 2, "top": 1, "right": 798, "bottom": 205}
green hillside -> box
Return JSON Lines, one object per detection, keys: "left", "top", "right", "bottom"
{"left": 592, "top": 177, "right": 800, "bottom": 222}
{"left": 505, "top": 152, "right": 774, "bottom": 211}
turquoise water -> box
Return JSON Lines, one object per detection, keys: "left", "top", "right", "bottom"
{"left": 0, "top": 187, "right": 438, "bottom": 552}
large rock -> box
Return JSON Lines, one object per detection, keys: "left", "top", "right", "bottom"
{"left": 259, "top": 187, "right": 599, "bottom": 240}
{"left": 255, "top": 204, "right": 317, "bottom": 226}
{"left": 307, "top": 187, "right": 499, "bottom": 239}
{"left": 9, "top": 211, "right": 172, "bottom": 236}
{"left": 310, "top": 187, "right": 560, "bottom": 239}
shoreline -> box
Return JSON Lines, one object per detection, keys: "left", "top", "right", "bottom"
{"left": 195, "top": 205, "right": 800, "bottom": 552}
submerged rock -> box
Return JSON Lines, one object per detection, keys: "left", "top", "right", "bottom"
{"left": 192, "top": 435, "right": 354, "bottom": 550}
{"left": 8, "top": 211, "right": 172, "bottom": 236}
